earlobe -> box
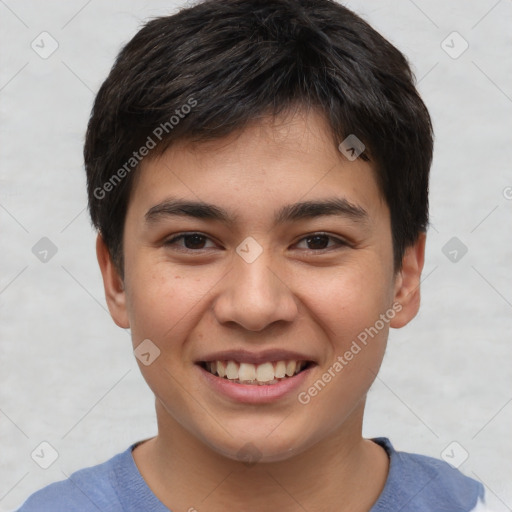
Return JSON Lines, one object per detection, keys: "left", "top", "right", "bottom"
{"left": 96, "top": 234, "right": 130, "bottom": 329}
{"left": 390, "top": 232, "right": 426, "bottom": 329}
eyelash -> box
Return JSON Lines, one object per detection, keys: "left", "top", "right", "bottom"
{"left": 163, "top": 232, "right": 349, "bottom": 254}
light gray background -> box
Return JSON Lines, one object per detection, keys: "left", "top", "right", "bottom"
{"left": 1, "top": 1, "right": 511, "bottom": 510}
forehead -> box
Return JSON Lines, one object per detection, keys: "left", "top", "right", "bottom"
{"left": 128, "top": 108, "right": 387, "bottom": 226}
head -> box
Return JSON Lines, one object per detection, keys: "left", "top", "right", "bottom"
{"left": 86, "top": 0, "right": 432, "bottom": 462}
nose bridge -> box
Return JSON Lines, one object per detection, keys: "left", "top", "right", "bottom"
{"left": 213, "top": 244, "right": 298, "bottom": 332}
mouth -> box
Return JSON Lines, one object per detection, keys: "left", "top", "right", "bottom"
{"left": 198, "top": 359, "right": 315, "bottom": 386}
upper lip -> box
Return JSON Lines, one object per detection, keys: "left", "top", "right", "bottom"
{"left": 196, "top": 349, "right": 317, "bottom": 365}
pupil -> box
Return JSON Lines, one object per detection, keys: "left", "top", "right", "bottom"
{"left": 185, "top": 234, "right": 205, "bottom": 249}
{"left": 307, "top": 235, "right": 328, "bottom": 249}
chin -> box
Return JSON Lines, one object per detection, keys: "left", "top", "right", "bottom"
{"left": 201, "top": 424, "right": 317, "bottom": 464}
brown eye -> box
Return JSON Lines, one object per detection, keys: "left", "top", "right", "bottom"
{"left": 181, "top": 234, "right": 207, "bottom": 249}
{"left": 305, "top": 235, "right": 330, "bottom": 250}
{"left": 164, "top": 233, "right": 216, "bottom": 251}
{"left": 295, "top": 233, "right": 348, "bottom": 251}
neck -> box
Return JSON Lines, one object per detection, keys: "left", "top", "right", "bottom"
{"left": 132, "top": 398, "right": 389, "bottom": 512}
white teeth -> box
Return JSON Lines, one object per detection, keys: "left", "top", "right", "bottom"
{"left": 204, "top": 359, "right": 308, "bottom": 384}
{"left": 239, "top": 362, "right": 256, "bottom": 382}
{"left": 285, "top": 360, "right": 297, "bottom": 377}
{"left": 226, "top": 361, "right": 238, "bottom": 380}
{"left": 217, "top": 360, "right": 226, "bottom": 378}
{"left": 256, "top": 362, "right": 275, "bottom": 382}
{"left": 275, "top": 360, "right": 286, "bottom": 378}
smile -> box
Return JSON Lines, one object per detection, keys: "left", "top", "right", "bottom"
{"left": 200, "top": 360, "right": 312, "bottom": 386}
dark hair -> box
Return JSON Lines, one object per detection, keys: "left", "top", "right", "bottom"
{"left": 84, "top": 0, "right": 433, "bottom": 276}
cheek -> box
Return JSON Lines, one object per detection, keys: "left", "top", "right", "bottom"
{"left": 124, "top": 265, "right": 209, "bottom": 410}
{"left": 125, "top": 261, "right": 204, "bottom": 349}
{"left": 307, "top": 262, "right": 393, "bottom": 344}
{"left": 319, "top": 266, "right": 392, "bottom": 365}
{"left": 293, "top": 276, "right": 391, "bottom": 442}
{"left": 298, "top": 263, "right": 392, "bottom": 401}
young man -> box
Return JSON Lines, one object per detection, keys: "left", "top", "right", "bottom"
{"left": 18, "top": 0, "right": 493, "bottom": 510}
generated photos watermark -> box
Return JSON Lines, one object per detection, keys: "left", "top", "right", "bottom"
{"left": 297, "top": 302, "right": 402, "bottom": 405}
{"left": 93, "top": 96, "right": 197, "bottom": 200}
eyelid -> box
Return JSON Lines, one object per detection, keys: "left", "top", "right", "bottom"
{"left": 293, "top": 232, "right": 350, "bottom": 251}
{"left": 164, "top": 232, "right": 219, "bottom": 250}
{"left": 163, "top": 231, "right": 350, "bottom": 253}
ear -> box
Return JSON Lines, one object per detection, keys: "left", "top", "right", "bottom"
{"left": 96, "top": 234, "right": 130, "bottom": 329}
{"left": 390, "top": 232, "right": 426, "bottom": 329}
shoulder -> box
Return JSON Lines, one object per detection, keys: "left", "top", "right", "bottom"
{"left": 372, "top": 437, "right": 489, "bottom": 512}
{"left": 16, "top": 447, "right": 133, "bottom": 512}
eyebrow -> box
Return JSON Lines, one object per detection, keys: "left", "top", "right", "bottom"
{"left": 145, "top": 197, "right": 369, "bottom": 227}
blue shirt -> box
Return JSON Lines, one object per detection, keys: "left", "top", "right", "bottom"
{"left": 16, "top": 437, "right": 487, "bottom": 511}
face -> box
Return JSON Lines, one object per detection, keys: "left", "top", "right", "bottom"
{"left": 98, "top": 108, "right": 424, "bottom": 463}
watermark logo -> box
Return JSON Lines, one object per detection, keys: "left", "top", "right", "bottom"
{"left": 31, "top": 32, "right": 59, "bottom": 59}
{"left": 236, "top": 236, "right": 263, "bottom": 263}
{"left": 134, "top": 339, "right": 161, "bottom": 366}
{"left": 31, "top": 441, "right": 59, "bottom": 469}
{"left": 441, "top": 31, "right": 469, "bottom": 60}
{"left": 32, "top": 237, "right": 58, "bottom": 263}
{"left": 236, "top": 442, "right": 262, "bottom": 467}
{"left": 442, "top": 236, "right": 468, "bottom": 263}
{"left": 338, "top": 134, "right": 365, "bottom": 161}
{"left": 441, "top": 441, "right": 469, "bottom": 468}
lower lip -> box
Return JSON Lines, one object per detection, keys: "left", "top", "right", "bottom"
{"left": 197, "top": 364, "right": 314, "bottom": 404}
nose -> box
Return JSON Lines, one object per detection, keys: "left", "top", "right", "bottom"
{"left": 212, "top": 248, "right": 299, "bottom": 332}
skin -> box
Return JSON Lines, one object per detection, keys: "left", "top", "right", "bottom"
{"left": 97, "top": 107, "right": 425, "bottom": 511}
